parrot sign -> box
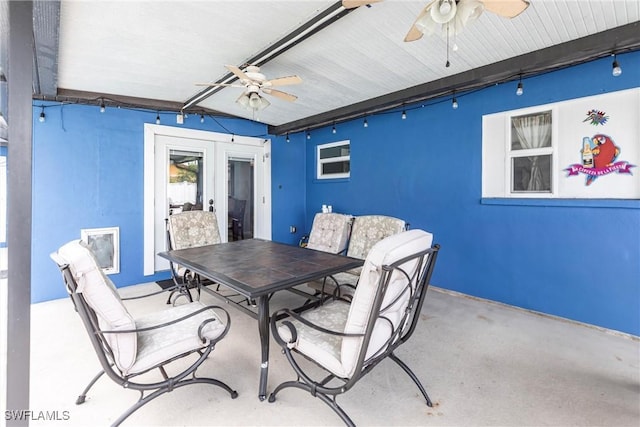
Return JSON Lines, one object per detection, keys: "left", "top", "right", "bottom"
{"left": 565, "top": 110, "right": 635, "bottom": 186}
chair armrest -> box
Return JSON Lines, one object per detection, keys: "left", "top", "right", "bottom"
{"left": 270, "top": 307, "right": 363, "bottom": 348}
{"left": 333, "top": 282, "right": 357, "bottom": 301}
{"left": 312, "top": 275, "right": 353, "bottom": 302}
{"left": 121, "top": 286, "right": 176, "bottom": 301}
{"left": 98, "top": 305, "right": 231, "bottom": 344}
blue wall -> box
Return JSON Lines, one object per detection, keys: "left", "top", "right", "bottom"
{"left": 271, "top": 133, "right": 307, "bottom": 246}
{"left": 32, "top": 105, "right": 267, "bottom": 302}
{"left": 271, "top": 52, "right": 640, "bottom": 336}
{"left": 31, "top": 52, "right": 639, "bottom": 336}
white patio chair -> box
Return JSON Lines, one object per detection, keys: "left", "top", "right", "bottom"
{"left": 165, "top": 210, "right": 222, "bottom": 304}
{"left": 269, "top": 229, "right": 440, "bottom": 427}
{"left": 310, "top": 214, "right": 407, "bottom": 297}
{"left": 303, "top": 212, "right": 354, "bottom": 254}
{"left": 50, "top": 239, "right": 237, "bottom": 427}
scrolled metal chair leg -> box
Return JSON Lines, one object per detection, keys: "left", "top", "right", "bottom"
{"left": 389, "top": 352, "right": 432, "bottom": 407}
{"left": 76, "top": 369, "right": 106, "bottom": 405}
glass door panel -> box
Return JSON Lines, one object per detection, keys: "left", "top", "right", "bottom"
{"left": 227, "top": 158, "right": 254, "bottom": 240}
{"left": 168, "top": 149, "right": 204, "bottom": 214}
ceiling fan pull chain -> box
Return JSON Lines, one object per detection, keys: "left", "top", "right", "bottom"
{"left": 445, "top": 23, "right": 451, "bottom": 67}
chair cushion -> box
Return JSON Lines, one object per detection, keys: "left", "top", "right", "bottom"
{"left": 306, "top": 213, "right": 353, "bottom": 254}
{"left": 342, "top": 229, "right": 433, "bottom": 377}
{"left": 131, "top": 301, "right": 226, "bottom": 375}
{"left": 346, "top": 215, "right": 406, "bottom": 260}
{"left": 55, "top": 240, "right": 137, "bottom": 372}
{"left": 277, "top": 299, "right": 351, "bottom": 378}
{"left": 168, "top": 211, "right": 221, "bottom": 250}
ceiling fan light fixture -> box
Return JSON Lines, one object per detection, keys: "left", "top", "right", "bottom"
{"left": 237, "top": 94, "right": 250, "bottom": 109}
{"left": 415, "top": 13, "right": 439, "bottom": 35}
{"left": 249, "top": 92, "right": 262, "bottom": 109}
{"left": 257, "top": 95, "right": 270, "bottom": 110}
{"left": 431, "top": 0, "right": 456, "bottom": 24}
{"left": 454, "top": 0, "right": 484, "bottom": 34}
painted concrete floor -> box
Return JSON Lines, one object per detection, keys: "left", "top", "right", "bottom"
{"left": 29, "top": 283, "right": 639, "bottom": 426}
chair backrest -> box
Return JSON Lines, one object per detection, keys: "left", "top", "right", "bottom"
{"left": 168, "top": 210, "right": 221, "bottom": 250}
{"left": 345, "top": 215, "right": 406, "bottom": 260}
{"left": 228, "top": 197, "right": 246, "bottom": 220}
{"left": 341, "top": 229, "right": 435, "bottom": 377}
{"left": 51, "top": 240, "right": 138, "bottom": 373}
{"left": 306, "top": 212, "right": 354, "bottom": 254}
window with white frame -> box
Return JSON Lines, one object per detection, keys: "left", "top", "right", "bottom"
{"left": 317, "top": 140, "right": 350, "bottom": 179}
{"left": 483, "top": 106, "right": 558, "bottom": 198}
{"left": 509, "top": 110, "right": 553, "bottom": 193}
{"left": 483, "top": 88, "right": 640, "bottom": 200}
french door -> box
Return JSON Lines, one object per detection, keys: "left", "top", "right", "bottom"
{"left": 143, "top": 124, "right": 271, "bottom": 275}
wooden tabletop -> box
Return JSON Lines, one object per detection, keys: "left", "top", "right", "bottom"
{"left": 158, "top": 239, "right": 363, "bottom": 299}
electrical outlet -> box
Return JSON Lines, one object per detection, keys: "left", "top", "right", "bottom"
{"left": 289, "top": 226, "right": 297, "bottom": 234}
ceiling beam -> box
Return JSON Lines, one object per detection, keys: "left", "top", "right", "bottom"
{"left": 38, "top": 88, "right": 236, "bottom": 118}
{"left": 32, "top": 0, "right": 61, "bottom": 96}
{"left": 183, "top": 1, "right": 358, "bottom": 110}
{"left": 269, "top": 21, "right": 640, "bottom": 136}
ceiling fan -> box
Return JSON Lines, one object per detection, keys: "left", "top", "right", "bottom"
{"left": 341, "top": 1, "right": 530, "bottom": 45}
{"left": 197, "top": 64, "right": 302, "bottom": 111}
{"left": 403, "top": 0, "right": 530, "bottom": 42}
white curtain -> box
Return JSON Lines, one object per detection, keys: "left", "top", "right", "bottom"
{"left": 512, "top": 114, "right": 552, "bottom": 191}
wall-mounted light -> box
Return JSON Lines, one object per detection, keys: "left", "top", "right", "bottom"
{"left": 99, "top": 99, "right": 106, "bottom": 113}
{"left": 452, "top": 97, "right": 458, "bottom": 109}
{"left": 612, "top": 54, "right": 622, "bottom": 77}
{"left": 306, "top": 130, "right": 311, "bottom": 140}
{"left": 155, "top": 113, "right": 160, "bottom": 125}
{"left": 363, "top": 118, "right": 368, "bottom": 128}
{"left": 286, "top": 133, "right": 290, "bottom": 142}
{"left": 401, "top": 110, "right": 407, "bottom": 120}
{"left": 200, "top": 114, "right": 205, "bottom": 123}
{"left": 38, "top": 107, "right": 46, "bottom": 123}
{"left": 332, "top": 123, "right": 336, "bottom": 134}
{"left": 516, "top": 75, "right": 524, "bottom": 96}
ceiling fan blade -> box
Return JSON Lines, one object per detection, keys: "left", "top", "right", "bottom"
{"left": 404, "top": 2, "right": 434, "bottom": 42}
{"left": 225, "top": 64, "right": 250, "bottom": 81}
{"left": 264, "top": 75, "right": 302, "bottom": 87}
{"left": 262, "top": 88, "right": 297, "bottom": 102}
{"left": 482, "top": 0, "right": 530, "bottom": 18}
{"left": 342, "top": 0, "right": 382, "bottom": 9}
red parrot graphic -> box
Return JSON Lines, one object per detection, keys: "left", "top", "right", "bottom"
{"left": 586, "top": 134, "right": 620, "bottom": 185}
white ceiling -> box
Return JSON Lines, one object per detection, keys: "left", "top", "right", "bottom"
{"left": 49, "top": 0, "right": 640, "bottom": 131}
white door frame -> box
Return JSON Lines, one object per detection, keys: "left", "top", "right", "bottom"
{"left": 215, "top": 142, "right": 272, "bottom": 244}
{"left": 143, "top": 124, "right": 271, "bottom": 276}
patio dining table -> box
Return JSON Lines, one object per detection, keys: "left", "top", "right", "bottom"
{"left": 158, "top": 238, "right": 364, "bottom": 401}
